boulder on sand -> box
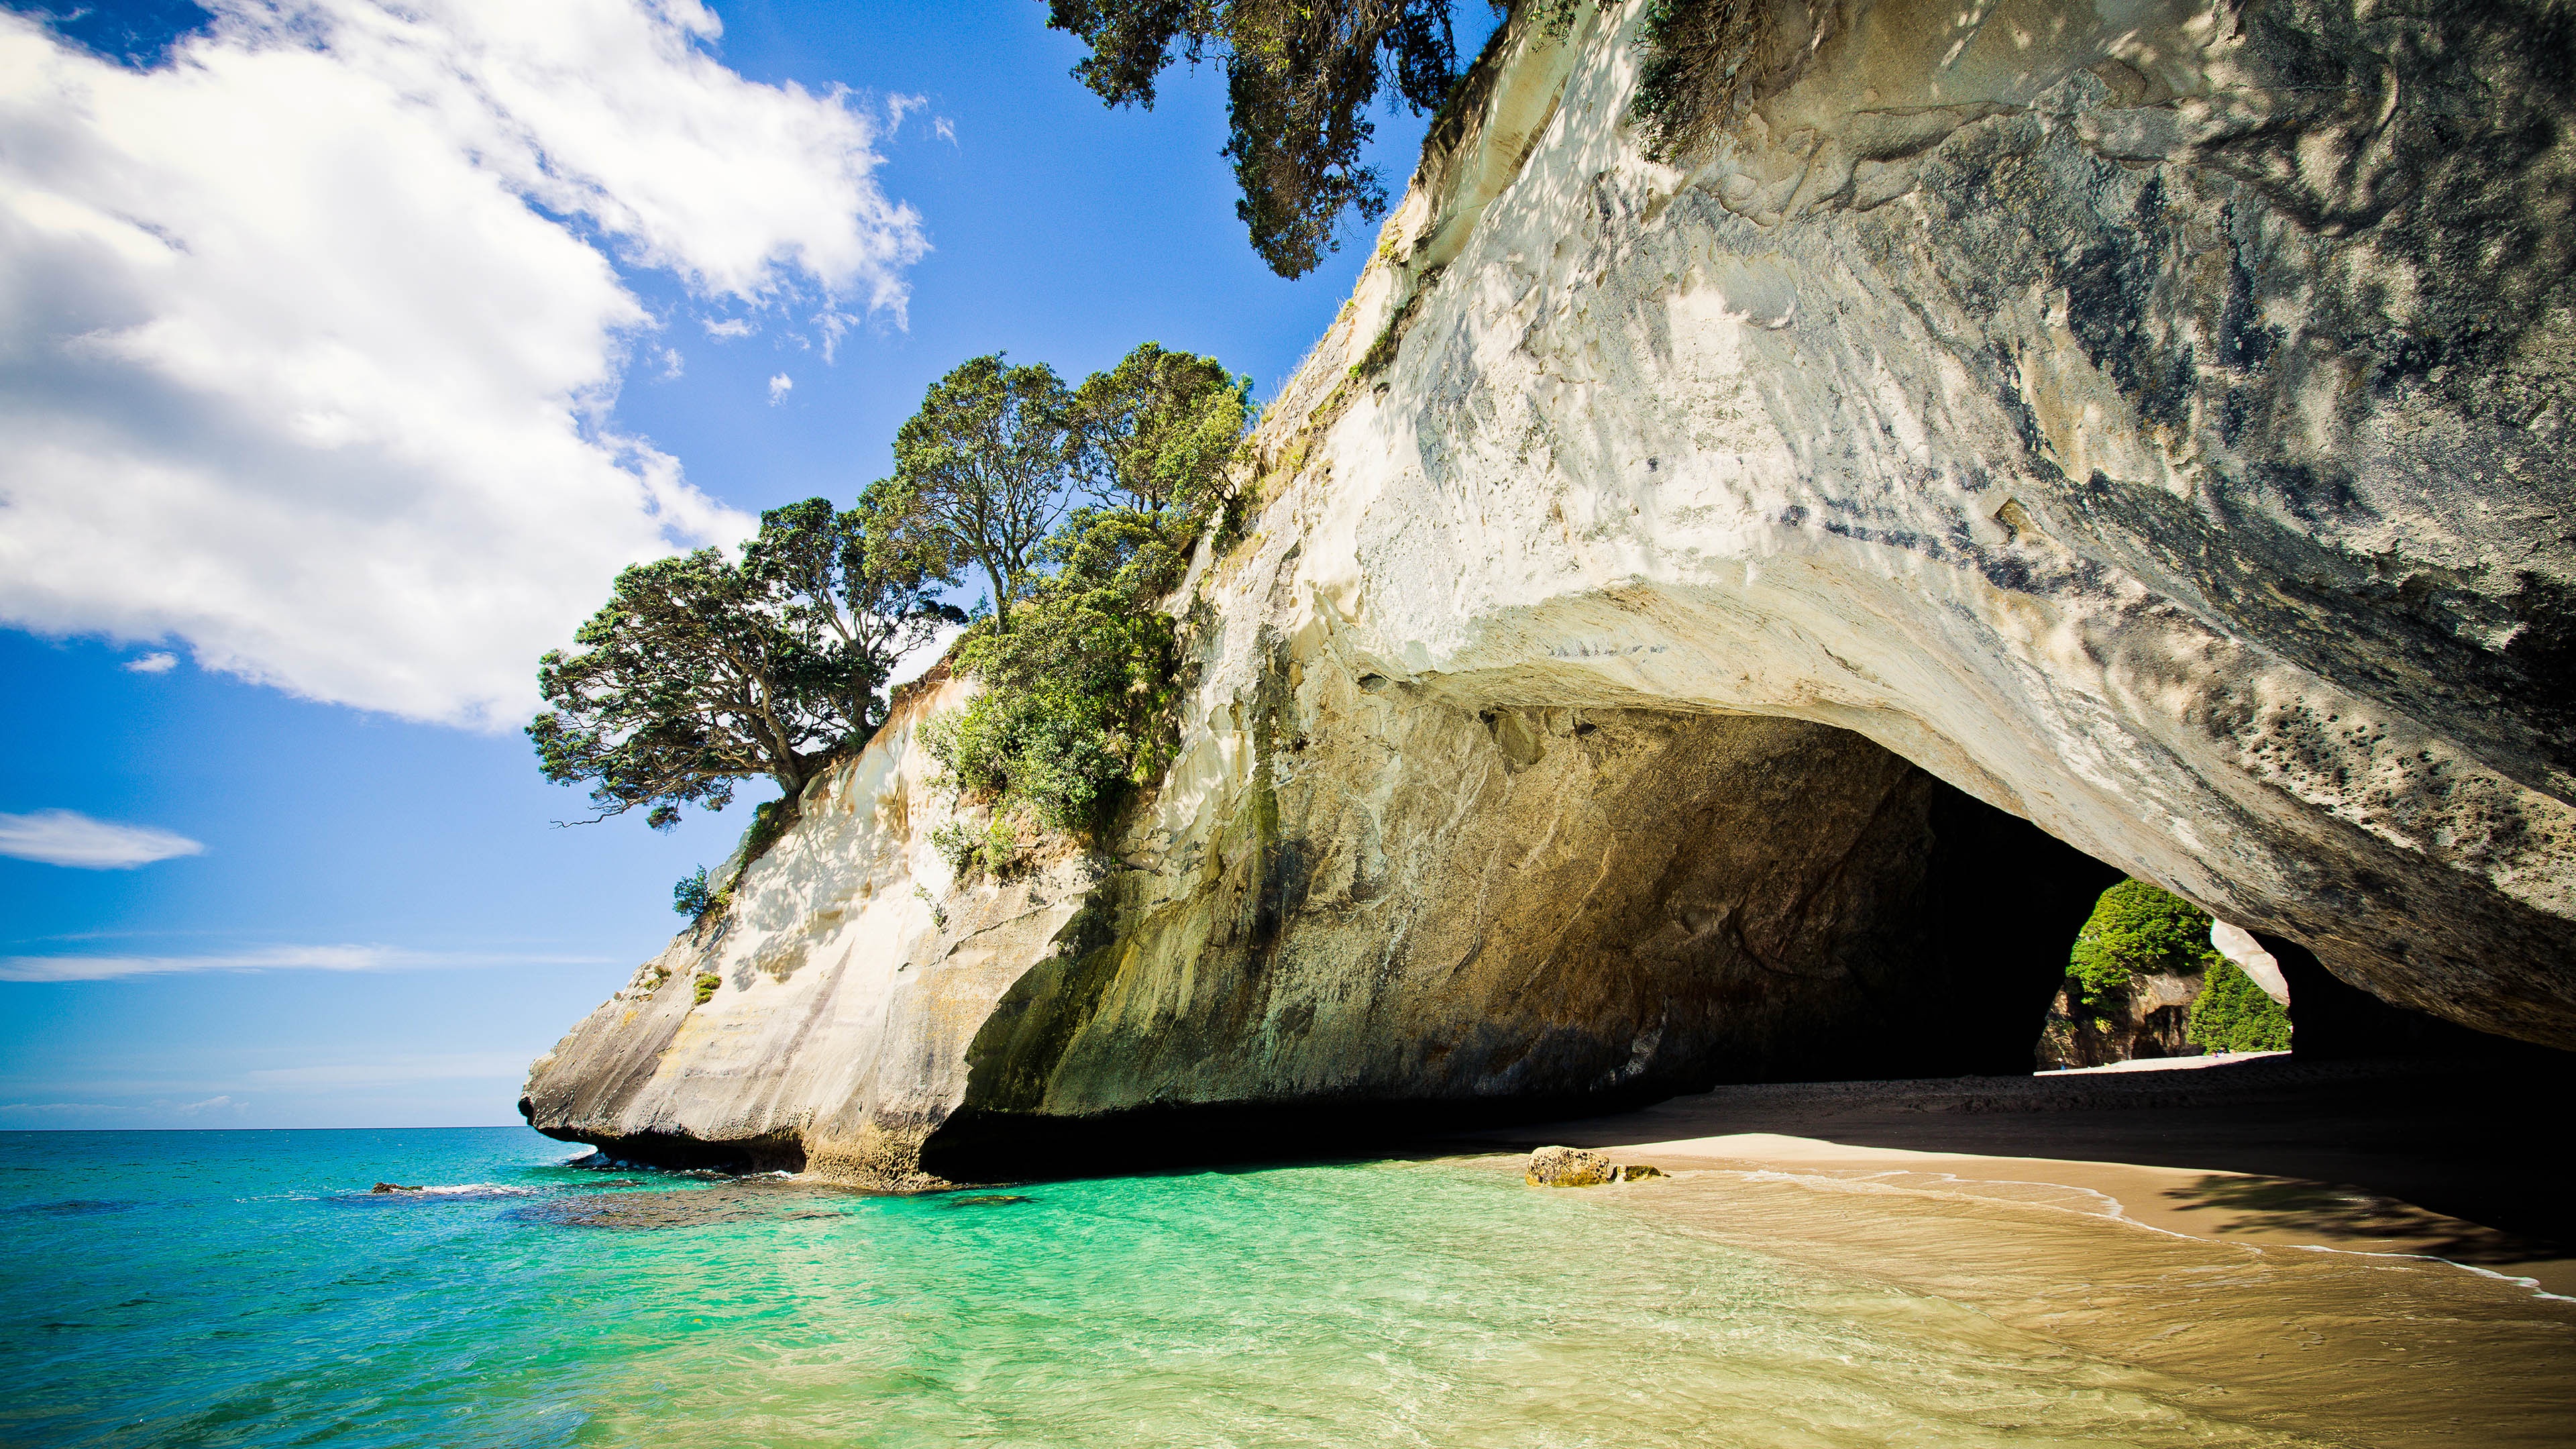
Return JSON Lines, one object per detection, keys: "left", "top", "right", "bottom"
{"left": 1525, "top": 1146, "right": 1613, "bottom": 1187}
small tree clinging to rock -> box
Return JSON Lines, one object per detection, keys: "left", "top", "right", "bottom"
{"left": 529, "top": 501, "right": 960, "bottom": 831}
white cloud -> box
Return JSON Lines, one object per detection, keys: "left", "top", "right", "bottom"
{"left": 0, "top": 1, "right": 928, "bottom": 728}
{"left": 0, "top": 809, "right": 204, "bottom": 868}
{"left": 657, "top": 347, "right": 683, "bottom": 380}
{"left": 768, "top": 372, "right": 794, "bottom": 405}
{"left": 701, "top": 316, "right": 756, "bottom": 339}
{"left": 0, "top": 943, "right": 606, "bottom": 981}
{"left": 123, "top": 651, "right": 176, "bottom": 673}
{"left": 174, "top": 1093, "right": 246, "bottom": 1115}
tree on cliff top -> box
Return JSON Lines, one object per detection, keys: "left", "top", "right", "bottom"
{"left": 861, "top": 356, "right": 1079, "bottom": 633}
{"left": 1045, "top": 0, "right": 1463, "bottom": 277}
{"left": 922, "top": 342, "right": 1252, "bottom": 843}
{"left": 1072, "top": 341, "right": 1252, "bottom": 513}
{"left": 529, "top": 501, "right": 961, "bottom": 829}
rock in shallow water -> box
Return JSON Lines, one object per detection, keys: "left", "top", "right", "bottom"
{"left": 1525, "top": 1147, "right": 1615, "bottom": 1189}
{"left": 1525, "top": 1148, "right": 1667, "bottom": 1187}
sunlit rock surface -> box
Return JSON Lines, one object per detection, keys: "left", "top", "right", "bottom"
{"left": 1272, "top": 0, "right": 2574, "bottom": 1042}
{"left": 526, "top": 0, "right": 2575, "bottom": 1181}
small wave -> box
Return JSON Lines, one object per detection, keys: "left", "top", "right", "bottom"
{"left": 2286, "top": 1242, "right": 2576, "bottom": 1303}
{"left": 342, "top": 1183, "right": 534, "bottom": 1202}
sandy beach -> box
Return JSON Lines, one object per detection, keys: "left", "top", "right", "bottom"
{"left": 1436, "top": 1054, "right": 2576, "bottom": 1446}
{"left": 1450, "top": 1053, "right": 2574, "bottom": 1287}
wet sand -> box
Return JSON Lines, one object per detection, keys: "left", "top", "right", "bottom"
{"left": 1449, "top": 1055, "right": 2574, "bottom": 1288}
{"left": 1440, "top": 1055, "right": 2576, "bottom": 1446}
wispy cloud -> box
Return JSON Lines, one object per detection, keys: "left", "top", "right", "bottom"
{"left": 0, "top": 1095, "right": 246, "bottom": 1119}
{"left": 768, "top": 372, "right": 794, "bottom": 405}
{"left": 0, "top": 944, "right": 606, "bottom": 982}
{"left": 881, "top": 92, "right": 954, "bottom": 146}
{"left": 701, "top": 316, "right": 757, "bottom": 339}
{"left": 123, "top": 651, "right": 177, "bottom": 674}
{"left": 246, "top": 1052, "right": 531, "bottom": 1087}
{"left": 0, "top": 1, "right": 928, "bottom": 729}
{"left": 0, "top": 810, "right": 203, "bottom": 869}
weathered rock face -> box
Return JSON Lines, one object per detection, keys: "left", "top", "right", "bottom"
{"left": 2035, "top": 968, "right": 2207, "bottom": 1069}
{"left": 524, "top": 649, "right": 2116, "bottom": 1179}
{"left": 525, "top": 0, "right": 2575, "bottom": 1180}
{"left": 1267, "top": 0, "right": 2575, "bottom": 1042}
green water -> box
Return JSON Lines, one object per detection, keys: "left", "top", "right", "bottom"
{"left": 1, "top": 1127, "right": 2314, "bottom": 1446}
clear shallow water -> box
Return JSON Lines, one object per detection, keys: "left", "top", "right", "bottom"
{"left": 0, "top": 1128, "right": 2425, "bottom": 1447}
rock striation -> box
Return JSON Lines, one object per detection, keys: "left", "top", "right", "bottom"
{"left": 525, "top": 0, "right": 2575, "bottom": 1180}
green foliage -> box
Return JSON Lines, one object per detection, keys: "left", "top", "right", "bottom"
{"left": 529, "top": 501, "right": 959, "bottom": 829}
{"left": 673, "top": 866, "right": 718, "bottom": 919}
{"left": 926, "top": 508, "right": 1198, "bottom": 833}
{"left": 1629, "top": 0, "right": 1769, "bottom": 160}
{"left": 692, "top": 973, "right": 722, "bottom": 1006}
{"left": 2188, "top": 959, "right": 2294, "bottom": 1053}
{"left": 1071, "top": 343, "right": 1253, "bottom": 514}
{"left": 864, "top": 356, "right": 1079, "bottom": 632}
{"left": 741, "top": 798, "right": 798, "bottom": 866}
{"left": 1046, "top": 0, "right": 1462, "bottom": 277}
{"left": 930, "top": 815, "right": 1020, "bottom": 881}
{"left": 912, "top": 342, "right": 1248, "bottom": 837}
{"left": 2066, "top": 877, "right": 2222, "bottom": 1016}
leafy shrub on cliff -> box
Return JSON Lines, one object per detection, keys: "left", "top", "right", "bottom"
{"left": 924, "top": 508, "right": 1199, "bottom": 834}
{"left": 911, "top": 345, "right": 1250, "bottom": 849}
{"left": 930, "top": 815, "right": 1020, "bottom": 881}
{"left": 1629, "top": 0, "right": 1772, "bottom": 160}
{"left": 673, "top": 866, "right": 718, "bottom": 919}
{"left": 2188, "top": 959, "right": 2293, "bottom": 1053}
{"left": 2066, "top": 877, "right": 2221, "bottom": 1019}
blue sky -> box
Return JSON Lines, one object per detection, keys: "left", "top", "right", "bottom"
{"left": 0, "top": 0, "right": 1487, "bottom": 1128}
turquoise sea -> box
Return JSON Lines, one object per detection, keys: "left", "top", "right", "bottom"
{"left": 0, "top": 1127, "right": 2553, "bottom": 1448}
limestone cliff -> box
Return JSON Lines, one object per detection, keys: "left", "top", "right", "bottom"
{"left": 525, "top": 0, "right": 2575, "bottom": 1179}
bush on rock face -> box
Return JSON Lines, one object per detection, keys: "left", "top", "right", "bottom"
{"left": 2066, "top": 877, "right": 2223, "bottom": 1024}
{"left": 898, "top": 343, "right": 1252, "bottom": 853}
{"left": 2189, "top": 958, "right": 2294, "bottom": 1053}
{"left": 672, "top": 866, "right": 717, "bottom": 919}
